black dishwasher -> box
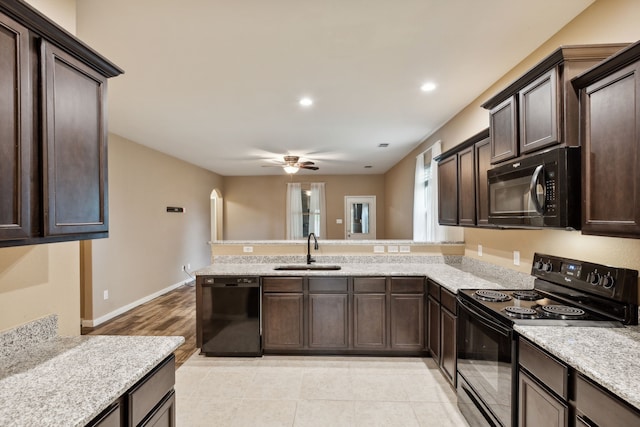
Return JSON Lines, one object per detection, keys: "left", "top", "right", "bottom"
{"left": 200, "top": 276, "right": 262, "bottom": 356}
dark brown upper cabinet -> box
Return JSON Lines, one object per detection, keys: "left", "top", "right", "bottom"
{"left": 483, "top": 44, "right": 628, "bottom": 165}
{"left": 572, "top": 41, "right": 640, "bottom": 238}
{"left": 0, "top": 13, "right": 31, "bottom": 241}
{"left": 0, "top": 0, "right": 123, "bottom": 247}
{"left": 436, "top": 128, "right": 491, "bottom": 228}
{"left": 437, "top": 155, "right": 458, "bottom": 226}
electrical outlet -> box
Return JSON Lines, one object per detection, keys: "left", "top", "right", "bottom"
{"left": 103, "top": 290, "right": 109, "bottom": 300}
{"left": 387, "top": 245, "right": 399, "bottom": 253}
{"left": 399, "top": 245, "right": 411, "bottom": 253}
{"left": 513, "top": 250, "right": 520, "bottom": 266}
{"left": 336, "top": 218, "right": 343, "bottom": 224}
{"left": 478, "top": 244, "right": 483, "bottom": 257}
{"left": 243, "top": 246, "right": 253, "bottom": 253}
{"left": 187, "top": 263, "right": 191, "bottom": 270}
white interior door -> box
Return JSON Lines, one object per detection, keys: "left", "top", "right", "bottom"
{"left": 345, "top": 196, "right": 376, "bottom": 240}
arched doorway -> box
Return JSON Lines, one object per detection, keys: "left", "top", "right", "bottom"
{"left": 210, "top": 189, "right": 223, "bottom": 242}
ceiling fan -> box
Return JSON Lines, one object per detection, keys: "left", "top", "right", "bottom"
{"left": 263, "top": 155, "right": 319, "bottom": 174}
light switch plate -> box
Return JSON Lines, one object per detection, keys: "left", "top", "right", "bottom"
{"left": 336, "top": 218, "right": 343, "bottom": 224}
{"left": 373, "top": 245, "right": 385, "bottom": 253}
{"left": 103, "top": 290, "right": 109, "bottom": 300}
{"left": 399, "top": 245, "right": 411, "bottom": 253}
{"left": 387, "top": 245, "right": 399, "bottom": 253}
{"left": 478, "top": 244, "right": 483, "bottom": 257}
{"left": 513, "top": 250, "right": 520, "bottom": 266}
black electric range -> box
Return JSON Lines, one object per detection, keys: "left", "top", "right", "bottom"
{"left": 456, "top": 253, "right": 638, "bottom": 427}
{"left": 459, "top": 253, "right": 639, "bottom": 328}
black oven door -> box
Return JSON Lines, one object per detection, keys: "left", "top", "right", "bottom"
{"left": 457, "top": 297, "right": 516, "bottom": 427}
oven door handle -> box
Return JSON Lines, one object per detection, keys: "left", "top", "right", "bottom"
{"left": 457, "top": 297, "right": 511, "bottom": 338}
{"left": 529, "top": 164, "right": 545, "bottom": 214}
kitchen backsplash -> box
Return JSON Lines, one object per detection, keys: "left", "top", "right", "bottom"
{"left": 0, "top": 315, "right": 58, "bottom": 359}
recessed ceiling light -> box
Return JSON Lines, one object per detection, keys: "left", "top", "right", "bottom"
{"left": 378, "top": 143, "right": 389, "bottom": 148}
{"left": 299, "top": 97, "right": 313, "bottom": 107}
{"left": 420, "top": 82, "right": 437, "bottom": 92}
{"left": 364, "top": 165, "right": 373, "bottom": 169}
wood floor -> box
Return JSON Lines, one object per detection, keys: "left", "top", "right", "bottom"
{"left": 82, "top": 283, "right": 197, "bottom": 368}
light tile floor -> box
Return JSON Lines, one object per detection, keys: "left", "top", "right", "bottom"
{"left": 175, "top": 354, "right": 469, "bottom": 427}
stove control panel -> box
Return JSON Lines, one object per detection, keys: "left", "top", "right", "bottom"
{"left": 531, "top": 253, "right": 638, "bottom": 304}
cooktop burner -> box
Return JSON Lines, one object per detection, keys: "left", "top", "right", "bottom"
{"left": 474, "top": 290, "right": 512, "bottom": 302}
{"left": 540, "top": 305, "right": 586, "bottom": 319}
{"left": 512, "top": 290, "right": 542, "bottom": 301}
{"left": 504, "top": 306, "right": 538, "bottom": 319}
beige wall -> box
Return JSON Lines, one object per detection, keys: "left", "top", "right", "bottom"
{"left": 224, "top": 175, "right": 385, "bottom": 240}
{"left": 84, "top": 134, "right": 223, "bottom": 322}
{"left": 385, "top": 0, "right": 640, "bottom": 272}
{"left": 0, "top": 1, "right": 79, "bottom": 335}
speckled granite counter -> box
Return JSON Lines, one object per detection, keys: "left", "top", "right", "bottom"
{"left": 515, "top": 325, "right": 640, "bottom": 411}
{"left": 196, "top": 256, "right": 534, "bottom": 293}
{"left": 0, "top": 318, "right": 184, "bottom": 427}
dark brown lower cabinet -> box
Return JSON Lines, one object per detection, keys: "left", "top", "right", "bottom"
{"left": 88, "top": 355, "right": 176, "bottom": 427}
{"left": 353, "top": 293, "right": 386, "bottom": 349}
{"left": 308, "top": 293, "right": 349, "bottom": 349}
{"left": 575, "top": 374, "right": 640, "bottom": 427}
{"left": 390, "top": 294, "right": 424, "bottom": 350}
{"left": 427, "top": 295, "right": 440, "bottom": 362}
{"left": 440, "top": 306, "right": 456, "bottom": 385}
{"left": 519, "top": 371, "right": 568, "bottom": 427}
{"left": 262, "top": 293, "right": 304, "bottom": 350}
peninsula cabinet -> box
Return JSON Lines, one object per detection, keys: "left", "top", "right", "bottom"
{"left": 482, "top": 44, "right": 627, "bottom": 165}
{"left": 572, "top": 41, "right": 640, "bottom": 238}
{"left": 260, "top": 275, "right": 426, "bottom": 355}
{"left": 308, "top": 277, "right": 349, "bottom": 349}
{"left": 574, "top": 374, "right": 640, "bottom": 427}
{"left": 436, "top": 128, "right": 490, "bottom": 228}
{"left": 0, "top": 0, "right": 123, "bottom": 247}
{"left": 262, "top": 277, "right": 304, "bottom": 351}
{"left": 390, "top": 277, "right": 424, "bottom": 351}
{"left": 353, "top": 277, "right": 387, "bottom": 350}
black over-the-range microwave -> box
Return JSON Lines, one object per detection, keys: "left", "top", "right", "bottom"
{"left": 487, "top": 147, "right": 581, "bottom": 229}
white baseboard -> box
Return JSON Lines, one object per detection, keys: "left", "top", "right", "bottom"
{"left": 82, "top": 279, "right": 191, "bottom": 328}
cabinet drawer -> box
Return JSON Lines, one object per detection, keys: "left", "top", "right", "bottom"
{"left": 128, "top": 355, "right": 175, "bottom": 426}
{"left": 576, "top": 375, "right": 640, "bottom": 427}
{"left": 309, "top": 277, "right": 348, "bottom": 293}
{"left": 391, "top": 277, "right": 424, "bottom": 293}
{"left": 427, "top": 279, "right": 440, "bottom": 300}
{"left": 519, "top": 339, "right": 568, "bottom": 399}
{"left": 441, "top": 288, "right": 457, "bottom": 314}
{"left": 354, "top": 277, "right": 386, "bottom": 293}
{"left": 262, "top": 277, "right": 303, "bottom": 292}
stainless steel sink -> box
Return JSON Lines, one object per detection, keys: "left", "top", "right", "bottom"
{"left": 273, "top": 264, "right": 341, "bottom": 271}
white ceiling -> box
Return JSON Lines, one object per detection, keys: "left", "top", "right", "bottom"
{"left": 76, "top": 0, "right": 594, "bottom": 176}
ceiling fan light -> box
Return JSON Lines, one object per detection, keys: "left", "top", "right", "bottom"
{"left": 284, "top": 165, "right": 300, "bottom": 174}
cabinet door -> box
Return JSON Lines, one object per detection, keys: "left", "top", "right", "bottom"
{"left": 141, "top": 391, "right": 175, "bottom": 427}
{"left": 42, "top": 42, "right": 108, "bottom": 236}
{"left": 353, "top": 293, "right": 386, "bottom": 350}
{"left": 427, "top": 295, "right": 440, "bottom": 362}
{"left": 262, "top": 293, "right": 304, "bottom": 350}
{"left": 519, "top": 371, "right": 568, "bottom": 427}
{"left": 489, "top": 96, "right": 518, "bottom": 163}
{"left": 457, "top": 146, "right": 475, "bottom": 226}
{"left": 519, "top": 69, "right": 560, "bottom": 154}
{"left": 438, "top": 155, "right": 458, "bottom": 225}
{"left": 440, "top": 307, "right": 456, "bottom": 386}
{"left": 581, "top": 62, "right": 640, "bottom": 237}
{"left": 0, "top": 14, "right": 31, "bottom": 240}
{"left": 474, "top": 137, "right": 491, "bottom": 227}
{"left": 308, "top": 293, "right": 349, "bottom": 349}
{"left": 390, "top": 294, "right": 424, "bottom": 350}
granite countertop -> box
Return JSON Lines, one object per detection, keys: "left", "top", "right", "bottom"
{"left": 196, "top": 258, "right": 534, "bottom": 294}
{"left": 515, "top": 325, "right": 640, "bottom": 411}
{"left": 0, "top": 334, "right": 184, "bottom": 427}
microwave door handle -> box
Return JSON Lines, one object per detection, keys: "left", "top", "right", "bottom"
{"left": 529, "top": 164, "right": 545, "bottom": 214}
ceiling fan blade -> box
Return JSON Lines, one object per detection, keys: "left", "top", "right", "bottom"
{"left": 301, "top": 165, "right": 319, "bottom": 170}
{"left": 298, "top": 161, "right": 315, "bottom": 166}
